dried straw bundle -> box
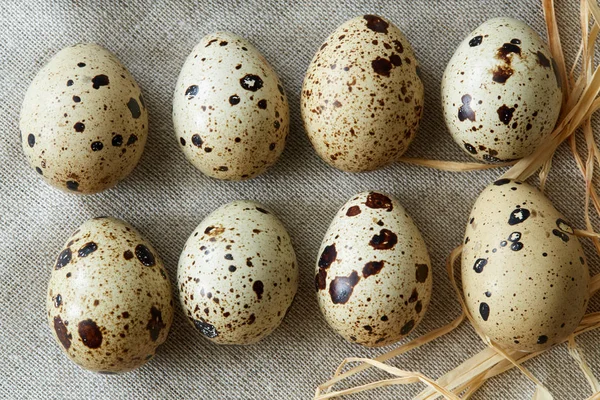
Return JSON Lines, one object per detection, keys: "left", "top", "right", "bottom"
{"left": 315, "top": 0, "right": 600, "bottom": 398}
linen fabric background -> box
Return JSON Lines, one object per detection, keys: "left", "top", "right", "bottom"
{"left": 1, "top": 0, "right": 598, "bottom": 399}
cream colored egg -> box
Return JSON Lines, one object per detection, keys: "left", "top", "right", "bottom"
{"left": 173, "top": 32, "right": 289, "bottom": 180}
{"left": 21, "top": 43, "right": 148, "bottom": 194}
{"left": 462, "top": 179, "right": 589, "bottom": 352}
{"left": 316, "top": 191, "right": 432, "bottom": 347}
{"left": 178, "top": 201, "right": 297, "bottom": 344}
{"left": 301, "top": 15, "right": 424, "bottom": 172}
{"left": 442, "top": 18, "right": 562, "bottom": 162}
{"left": 46, "top": 217, "right": 173, "bottom": 373}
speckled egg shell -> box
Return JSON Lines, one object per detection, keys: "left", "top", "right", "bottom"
{"left": 178, "top": 201, "right": 297, "bottom": 344}
{"left": 173, "top": 32, "right": 289, "bottom": 180}
{"left": 441, "top": 18, "right": 562, "bottom": 163}
{"left": 462, "top": 179, "right": 589, "bottom": 352}
{"left": 21, "top": 43, "right": 148, "bottom": 194}
{"left": 316, "top": 191, "right": 432, "bottom": 347}
{"left": 301, "top": 15, "right": 424, "bottom": 172}
{"left": 46, "top": 217, "right": 173, "bottom": 373}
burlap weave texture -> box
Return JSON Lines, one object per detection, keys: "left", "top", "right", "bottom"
{"left": 1, "top": 0, "right": 598, "bottom": 399}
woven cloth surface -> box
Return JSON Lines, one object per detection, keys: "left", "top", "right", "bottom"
{"left": 1, "top": 0, "right": 599, "bottom": 399}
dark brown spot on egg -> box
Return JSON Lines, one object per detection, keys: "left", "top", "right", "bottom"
{"left": 492, "top": 43, "right": 521, "bottom": 84}
{"left": 192, "top": 134, "right": 203, "bottom": 147}
{"left": 369, "top": 229, "right": 397, "bottom": 250}
{"left": 537, "top": 335, "right": 548, "bottom": 344}
{"left": 27, "top": 134, "right": 35, "bottom": 147}
{"left": 124, "top": 250, "right": 133, "bottom": 260}
{"left": 53, "top": 316, "right": 71, "bottom": 350}
{"left": 464, "top": 143, "right": 477, "bottom": 154}
{"left": 510, "top": 242, "right": 524, "bottom": 251}
{"left": 329, "top": 271, "right": 360, "bottom": 304}
{"left": 258, "top": 99, "right": 267, "bottom": 109}
{"left": 240, "top": 74, "right": 263, "bottom": 91}
{"left": 180, "top": 137, "right": 186, "bottom": 146}
{"left": 389, "top": 54, "right": 402, "bottom": 66}
{"left": 364, "top": 15, "right": 389, "bottom": 33}
{"left": 135, "top": 244, "right": 155, "bottom": 266}
{"left": 536, "top": 51, "right": 551, "bottom": 68}
{"left": 91, "top": 141, "right": 103, "bottom": 151}
{"left": 556, "top": 218, "right": 574, "bottom": 234}
{"left": 55, "top": 248, "right": 72, "bottom": 269}
{"left": 192, "top": 318, "right": 218, "bottom": 338}
{"left": 253, "top": 280, "right": 264, "bottom": 300}
{"left": 315, "top": 269, "right": 327, "bottom": 291}
{"left": 458, "top": 94, "right": 476, "bottom": 122}
{"left": 552, "top": 229, "right": 570, "bottom": 242}
{"left": 497, "top": 42, "right": 521, "bottom": 61}
{"left": 497, "top": 104, "right": 515, "bottom": 125}
{"left": 78, "top": 242, "right": 97, "bottom": 257}
{"left": 205, "top": 225, "right": 225, "bottom": 236}
{"left": 127, "top": 98, "right": 141, "bottom": 119}
{"left": 319, "top": 244, "right": 337, "bottom": 269}
{"left": 415, "top": 300, "right": 423, "bottom": 313}
{"left": 480, "top": 302, "right": 490, "bottom": 321}
{"left": 127, "top": 134, "right": 138, "bottom": 145}
{"left": 366, "top": 192, "right": 393, "bottom": 211}
{"left": 185, "top": 85, "right": 199, "bottom": 99}
{"left": 473, "top": 258, "right": 487, "bottom": 273}
{"left": 469, "top": 35, "right": 483, "bottom": 47}
{"left": 372, "top": 57, "right": 393, "bottom": 77}
{"left": 66, "top": 181, "right": 79, "bottom": 191}
{"left": 400, "top": 319, "right": 415, "bottom": 335}
{"left": 146, "top": 306, "right": 166, "bottom": 342}
{"left": 54, "top": 294, "right": 62, "bottom": 308}
{"left": 363, "top": 261, "right": 384, "bottom": 278}
{"left": 408, "top": 289, "right": 418, "bottom": 303}
{"left": 346, "top": 205, "right": 361, "bottom": 216}
{"left": 74, "top": 122, "right": 85, "bottom": 132}
{"left": 415, "top": 264, "right": 429, "bottom": 283}
{"left": 112, "top": 134, "right": 123, "bottom": 146}
{"left": 492, "top": 65, "right": 513, "bottom": 83}
{"left": 229, "top": 95, "right": 240, "bottom": 105}
{"left": 91, "top": 74, "right": 109, "bottom": 89}
{"left": 508, "top": 208, "right": 530, "bottom": 225}
{"left": 78, "top": 319, "right": 103, "bottom": 348}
